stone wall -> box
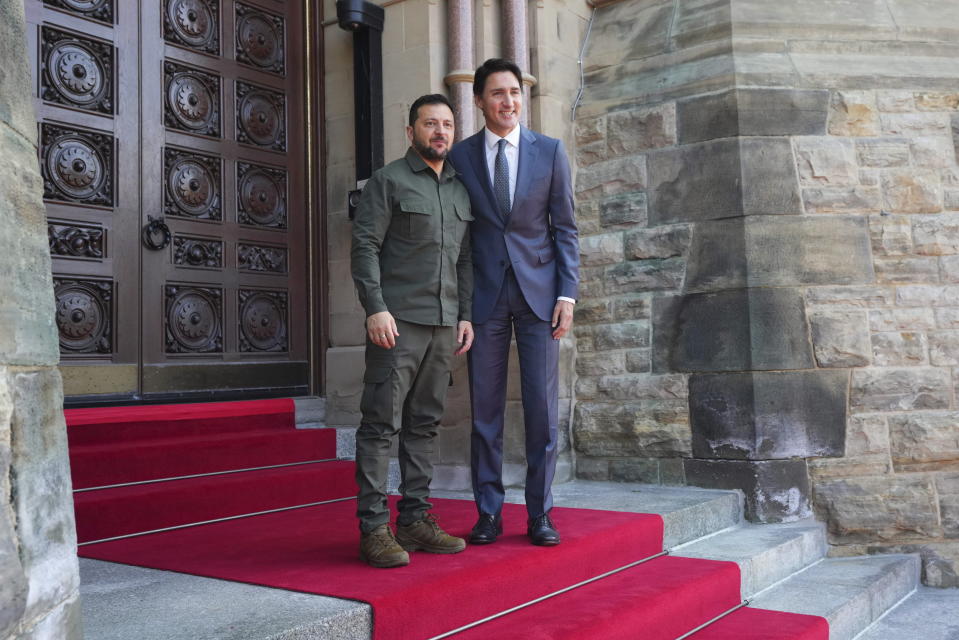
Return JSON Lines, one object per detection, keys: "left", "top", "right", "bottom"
{"left": 324, "top": 0, "right": 589, "bottom": 489}
{"left": 0, "top": 2, "right": 83, "bottom": 638}
{"left": 572, "top": 0, "right": 959, "bottom": 586}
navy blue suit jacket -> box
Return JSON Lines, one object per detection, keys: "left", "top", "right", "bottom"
{"left": 450, "top": 127, "right": 579, "bottom": 324}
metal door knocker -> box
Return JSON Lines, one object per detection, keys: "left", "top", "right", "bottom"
{"left": 141, "top": 216, "right": 172, "bottom": 250}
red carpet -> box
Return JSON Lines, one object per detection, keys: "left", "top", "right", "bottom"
{"left": 70, "top": 428, "right": 337, "bottom": 489}
{"left": 689, "top": 606, "right": 829, "bottom": 639}
{"left": 454, "top": 555, "right": 742, "bottom": 640}
{"left": 79, "top": 498, "right": 664, "bottom": 640}
{"left": 74, "top": 461, "right": 356, "bottom": 543}
{"left": 69, "top": 399, "right": 831, "bottom": 639}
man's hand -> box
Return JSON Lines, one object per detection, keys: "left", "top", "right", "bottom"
{"left": 455, "top": 321, "right": 474, "bottom": 355}
{"left": 367, "top": 311, "right": 399, "bottom": 349}
{"left": 551, "top": 300, "right": 574, "bottom": 339}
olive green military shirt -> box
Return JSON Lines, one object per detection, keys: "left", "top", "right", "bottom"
{"left": 351, "top": 148, "right": 473, "bottom": 326}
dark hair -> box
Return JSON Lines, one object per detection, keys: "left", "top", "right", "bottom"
{"left": 408, "top": 94, "right": 453, "bottom": 127}
{"left": 473, "top": 58, "right": 523, "bottom": 96}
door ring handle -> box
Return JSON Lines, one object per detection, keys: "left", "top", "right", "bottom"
{"left": 142, "top": 216, "right": 172, "bottom": 251}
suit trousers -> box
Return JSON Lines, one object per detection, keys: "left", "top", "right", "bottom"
{"left": 355, "top": 319, "right": 455, "bottom": 533}
{"left": 468, "top": 269, "right": 559, "bottom": 519}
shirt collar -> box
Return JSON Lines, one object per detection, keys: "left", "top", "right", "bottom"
{"left": 404, "top": 147, "right": 456, "bottom": 180}
{"left": 484, "top": 125, "right": 521, "bottom": 150}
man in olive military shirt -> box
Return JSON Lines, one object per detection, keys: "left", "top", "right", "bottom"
{"left": 350, "top": 94, "right": 474, "bottom": 568}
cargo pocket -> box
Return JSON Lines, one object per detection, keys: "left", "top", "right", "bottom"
{"left": 399, "top": 199, "right": 436, "bottom": 238}
{"left": 360, "top": 366, "right": 395, "bottom": 427}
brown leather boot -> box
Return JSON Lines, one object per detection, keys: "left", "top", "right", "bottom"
{"left": 396, "top": 514, "right": 466, "bottom": 554}
{"left": 359, "top": 524, "right": 410, "bottom": 568}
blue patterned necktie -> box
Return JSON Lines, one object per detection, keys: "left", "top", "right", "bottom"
{"left": 494, "top": 138, "right": 511, "bottom": 218}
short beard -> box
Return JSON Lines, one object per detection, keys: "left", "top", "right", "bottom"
{"left": 414, "top": 138, "right": 448, "bottom": 161}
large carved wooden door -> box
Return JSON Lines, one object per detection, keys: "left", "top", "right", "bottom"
{"left": 27, "top": 0, "right": 310, "bottom": 402}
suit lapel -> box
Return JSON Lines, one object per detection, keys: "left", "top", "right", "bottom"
{"left": 510, "top": 127, "right": 539, "bottom": 222}
{"left": 466, "top": 132, "right": 499, "bottom": 220}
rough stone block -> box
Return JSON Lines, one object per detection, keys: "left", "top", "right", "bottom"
{"left": 897, "top": 284, "right": 959, "bottom": 307}
{"left": 876, "top": 91, "right": 915, "bottom": 113}
{"left": 576, "top": 140, "right": 608, "bottom": 167}
{"left": 647, "top": 139, "right": 743, "bottom": 223}
{"left": 613, "top": 295, "right": 652, "bottom": 321}
{"left": 594, "top": 372, "right": 688, "bottom": 402}
{"left": 938, "top": 474, "right": 959, "bottom": 538}
{"left": 856, "top": 138, "right": 910, "bottom": 168}
{"left": 625, "top": 348, "right": 651, "bottom": 373}
{"left": 607, "top": 102, "right": 676, "bottom": 154}
{"left": 850, "top": 367, "right": 952, "bottom": 412}
{"left": 794, "top": 137, "right": 859, "bottom": 187}
{"left": 814, "top": 475, "right": 942, "bottom": 544}
{"left": 653, "top": 288, "right": 815, "bottom": 373}
{"left": 600, "top": 191, "right": 648, "bottom": 227}
{"left": 573, "top": 298, "right": 613, "bottom": 325}
{"left": 677, "top": 88, "right": 829, "bottom": 143}
{"left": 915, "top": 92, "right": 959, "bottom": 111}
{"left": 869, "top": 308, "right": 935, "bottom": 332}
{"left": 913, "top": 214, "right": 959, "bottom": 255}
{"left": 882, "top": 169, "right": 943, "bottom": 213}
{"left": 828, "top": 90, "right": 880, "bottom": 137}
{"left": 575, "top": 456, "right": 610, "bottom": 481}
{"left": 809, "top": 413, "right": 892, "bottom": 479}
{"left": 624, "top": 225, "right": 691, "bottom": 260}
{"left": 889, "top": 413, "right": 959, "bottom": 472}
{"left": 574, "top": 401, "right": 691, "bottom": 458}
{"left": 0, "top": 1, "right": 39, "bottom": 143}
{"left": 686, "top": 217, "right": 873, "bottom": 291}
{"left": 809, "top": 310, "right": 872, "bottom": 367}
{"left": 575, "top": 115, "right": 606, "bottom": 145}
{"left": 0, "top": 128, "right": 60, "bottom": 367}
{"left": 910, "top": 136, "right": 956, "bottom": 169}
{"left": 801, "top": 186, "right": 882, "bottom": 214}
{"left": 873, "top": 256, "right": 940, "bottom": 283}
{"left": 869, "top": 214, "right": 913, "bottom": 256}
{"left": 940, "top": 255, "right": 959, "bottom": 282}
{"left": 592, "top": 321, "right": 650, "bottom": 351}
{"left": 935, "top": 308, "right": 959, "bottom": 328}
{"left": 576, "top": 351, "right": 627, "bottom": 377}
{"left": 9, "top": 369, "right": 80, "bottom": 624}
{"left": 929, "top": 330, "right": 959, "bottom": 365}
{"left": 689, "top": 370, "right": 847, "bottom": 460}
{"left": 881, "top": 113, "right": 951, "bottom": 136}
{"left": 575, "top": 156, "right": 647, "bottom": 199}
{"left": 604, "top": 258, "right": 684, "bottom": 294}
{"left": 609, "top": 458, "right": 660, "bottom": 483}
{"left": 0, "top": 373, "right": 26, "bottom": 640}
{"left": 871, "top": 331, "right": 928, "bottom": 366}
{"left": 741, "top": 138, "right": 804, "bottom": 215}
{"left": 578, "top": 233, "right": 624, "bottom": 267}
{"left": 684, "top": 458, "right": 812, "bottom": 523}
{"left": 946, "top": 189, "right": 959, "bottom": 211}
{"left": 805, "top": 285, "right": 896, "bottom": 308}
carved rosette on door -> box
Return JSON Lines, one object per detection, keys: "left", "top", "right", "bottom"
{"left": 40, "top": 26, "right": 114, "bottom": 114}
{"left": 164, "top": 0, "right": 220, "bottom": 54}
{"left": 165, "top": 285, "right": 223, "bottom": 354}
{"left": 239, "top": 289, "right": 288, "bottom": 352}
{"left": 54, "top": 278, "right": 113, "bottom": 355}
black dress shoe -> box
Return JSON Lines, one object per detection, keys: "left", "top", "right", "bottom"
{"left": 527, "top": 513, "right": 561, "bottom": 546}
{"left": 469, "top": 513, "right": 503, "bottom": 545}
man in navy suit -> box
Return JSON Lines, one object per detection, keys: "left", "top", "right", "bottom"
{"left": 449, "top": 59, "right": 579, "bottom": 546}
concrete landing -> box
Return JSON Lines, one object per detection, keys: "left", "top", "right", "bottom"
{"left": 79, "top": 558, "right": 370, "bottom": 640}
{"left": 432, "top": 480, "right": 743, "bottom": 548}
{"left": 857, "top": 586, "right": 959, "bottom": 640}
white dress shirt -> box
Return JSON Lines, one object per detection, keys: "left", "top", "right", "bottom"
{"left": 482, "top": 126, "right": 575, "bottom": 306}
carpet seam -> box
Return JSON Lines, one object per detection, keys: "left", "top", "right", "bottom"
{"left": 74, "top": 457, "right": 341, "bottom": 492}
{"left": 77, "top": 496, "right": 357, "bottom": 546}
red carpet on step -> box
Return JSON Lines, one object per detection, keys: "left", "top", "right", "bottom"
{"left": 80, "top": 498, "right": 664, "bottom": 640}
{"left": 689, "top": 606, "right": 829, "bottom": 640}
{"left": 74, "top": 461, "right": 356, "bottom": 543}
{"left": 66, "top": 398, "right": 296, "bottom": 446}
{"left": 454, "top": 555, "right": 742, "bottom": 640}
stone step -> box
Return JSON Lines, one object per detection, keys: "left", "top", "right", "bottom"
{"left": 432, "top": 479, "right": 743, "bottom": 548}
{"left": 294, "top": 396, "right": 326, "bottom": 427}
{"left": 78, "top": 558, "right": 371, "bottom": 640}
{"left": 749, "top": 554, "right": 921, "bottom": 640}
{"left": 855, "top": 586, "right": 959, "bottom": 640}
{"left": 673, "top": 519, "right": 827, "bottom": 597}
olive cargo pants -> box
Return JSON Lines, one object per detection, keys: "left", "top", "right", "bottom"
{"left": 355, "top": 319, "right": 456, "bottom": 533}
